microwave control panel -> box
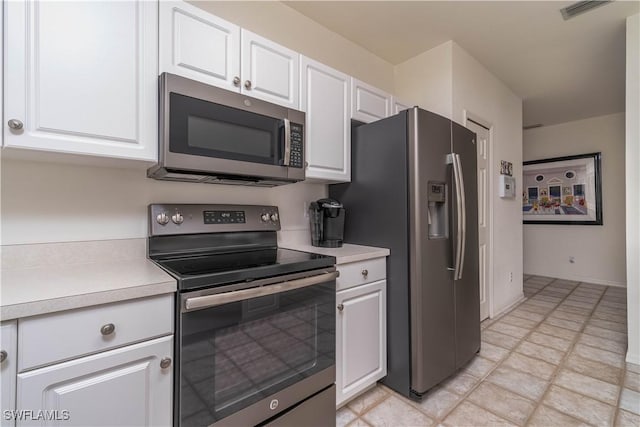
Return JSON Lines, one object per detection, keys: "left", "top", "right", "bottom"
{"left": 289, "top": 123, "right": 304, "bottom": 168}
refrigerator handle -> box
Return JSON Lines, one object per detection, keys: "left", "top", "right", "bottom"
{"left": 455, "top": 153, "right": 467, "bottom": 280}
{"left": 451, "top": 152, "right": 463, "bottom": 280}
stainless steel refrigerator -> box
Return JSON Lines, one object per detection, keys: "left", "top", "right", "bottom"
{"left": 329, "top": 107, "right": 480, "bottom": 399}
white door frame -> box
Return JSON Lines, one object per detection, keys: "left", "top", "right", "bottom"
{"left": 463, "top": 110, "right": 495, "bottom": 319}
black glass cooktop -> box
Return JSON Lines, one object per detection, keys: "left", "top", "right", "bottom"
{"left": 154, "top": 248, "right": 335, "bottom": 291}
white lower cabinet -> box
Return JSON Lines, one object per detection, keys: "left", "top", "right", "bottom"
{"left": 336, "top": 275, "right": 387, "bottom": 407}
{"left": 1, "top": 321, "right": 18, "bottom": 427}
{"left": 16, "top": 335, "right": 173, "bottom": 427}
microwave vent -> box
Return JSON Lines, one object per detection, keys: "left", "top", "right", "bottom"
{"left": 560, "top": 1, "right": 611, "bottom": 20}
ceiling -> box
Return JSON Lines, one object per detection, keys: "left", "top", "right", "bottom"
{"left": 285, "top": 1, "right": 639, "bottom": 127}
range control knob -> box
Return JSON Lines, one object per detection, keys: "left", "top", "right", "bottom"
{"left": 156, "top": 212, "right": 170, "bottom": 225}
{"left": 261, "top": 213, "right": 270, "bottom": 222}
{"left": 171, "top": 213, "right": 184, "bottom": 225}
{"left": 270, "top": 213, "right": 279, "bottom": 222}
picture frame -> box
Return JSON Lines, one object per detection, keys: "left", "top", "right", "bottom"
{"left": 523, "top": 152, "right": 602, "bottom": 225}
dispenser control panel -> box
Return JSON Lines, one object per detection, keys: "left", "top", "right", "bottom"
{"left": 428, "top": 183, "right": 446, "bottom": 202}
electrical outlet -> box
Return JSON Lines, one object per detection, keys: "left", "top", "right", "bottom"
{"left": 569, "top": 256, "right": 575, "bottom": 264}
{"left": 509, "top": 272, "right": 513, "bottom": 282}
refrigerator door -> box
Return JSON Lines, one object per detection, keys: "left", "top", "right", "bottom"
{"left": 452, "top": 122, "right": 481, "bottom": 368}
{"left": 408, "top": 109, "right": 456, "bottom": 394}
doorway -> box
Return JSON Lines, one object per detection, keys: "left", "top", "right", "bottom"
{"left": 465, "top": 116, "right": 492, "bottom": 321}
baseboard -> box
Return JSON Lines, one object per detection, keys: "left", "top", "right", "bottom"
{"left": 491, "top": 292, "right": 525, "bottom": 319}
{"left": 523, "top": 271, "right": 626, "bottom": 288}
{"left": 627, "top": 351, "right": 640, "bottom": 366}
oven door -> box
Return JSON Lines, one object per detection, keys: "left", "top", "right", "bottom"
{"left": 178, "top": 270, "right": 337, "bottom": 427}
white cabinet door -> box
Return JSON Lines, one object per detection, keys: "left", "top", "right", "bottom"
{"left": 4, "top": 1, "right": 158, "bottom": 161}
{"left": 241, "top": 30, "right": 299, "bottom": 109}
{"left": 350, "top": 78, "right": 391, "bottom": 123}
{"left": 16, "top": 336, "right": 173, "bottom": 427}
{"left": 391, "top": 97, "right": 411, "bottom": 115}
{"left": 1, "top": 321, "right": 17, "bottom": 427}
{"left": 160, "top": 1, "right": 240, "bottom": 91}
{"left": 336, "top": 280, "right": 387, "bottom": 407}
{"left": 301, "top": 56, "right": 351, "bottom": 183}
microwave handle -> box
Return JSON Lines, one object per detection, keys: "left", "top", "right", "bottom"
{"left": 282, "top": 118, "right": 291, "bottom": 166}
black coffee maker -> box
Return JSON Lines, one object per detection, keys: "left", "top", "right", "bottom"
{"left": 309, "top": 198, "right": 345, "bottom": 248}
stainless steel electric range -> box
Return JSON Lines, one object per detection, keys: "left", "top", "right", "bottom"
{"left": 148, "top": 204, "right": 337, "bottom": 427}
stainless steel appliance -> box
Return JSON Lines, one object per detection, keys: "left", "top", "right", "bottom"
{"left": 330, "top": 107, "right": 480, "bottom": 399}
{"left": 309, "top": 198, "right": 345, "bottom": 248}
{"left": 148, "top": 73, "right": 305, "bottom": 186}
{"left": 148, "top": 204, "right": 336, "bottom": 426}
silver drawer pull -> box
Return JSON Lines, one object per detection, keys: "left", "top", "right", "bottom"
{"left": 8, "top": 119, "right": 23, "bottom": 130}
{"left": 0, "top": 350, "right": 7, "bottom": 363}
{"left": 100, "top": 323, "right": 115, "bottom": 336}
{"left": 160, "top": 357, "right": 172, "bottom": 369}
{"left": 361, "top": 269, "right": 369, "bottom": 277}
{"left": 337, "top": 304, "right": 344, "bottom": 312}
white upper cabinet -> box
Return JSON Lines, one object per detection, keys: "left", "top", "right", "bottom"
{"left": 391, "top": 97, "right": 411, "bottom": 115}
{"left": 159, "top": 1, "right": 240, "bottom": 92}
{"left": 351, "top": 78, "right": 391, "bottom": 123}
{"left": 241, "top": 30, "right": 299, "bottom": 109}
{"left": 3, "top": 1, "right": 158, "bottom": 161}
{"left": 301, "top": 56, "right": 351, "bottom": 183}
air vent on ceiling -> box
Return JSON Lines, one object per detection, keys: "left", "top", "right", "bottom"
{"left": 523, "top": 124, "right": 543, "bottom": 130}
{"left": 560, "top": 1, "right": 612, "bottom": 20}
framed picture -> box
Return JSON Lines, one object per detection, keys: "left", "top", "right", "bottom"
{"left": 523, "top": 152, "right": 602, "bottom": 225}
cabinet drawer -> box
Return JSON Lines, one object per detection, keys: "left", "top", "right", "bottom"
{"left": 337, "top": 257, "right": 386, "bottom": 291}
{"left": 18, "top": 294, "right": 173, "bottom": 371}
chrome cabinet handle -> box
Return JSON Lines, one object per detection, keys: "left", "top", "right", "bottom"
{"left": 455, "top": 153, "right": 466, "bottom": 280}
{"left": 0, "top": 350, "right": 7, "bottom": 363}
{"left": 8, "top": 119, "right": 23, "bottom": 130}
{"left": 244, "top": 80, "right": 252, "bottom": 89}
{"left": 361, "top": 269, "right": 369, "bottom": 277}
{"left": 160, "top": 357, "right": 172, "bottom": 369}
{"left": 337, "top": 304, "right": 344, "bottom": 312}
{"left": 100, "top": 323, "right": 115, "bottom": 336}
{"left": 233, "top": 76, "right": 240, "bottom": 86}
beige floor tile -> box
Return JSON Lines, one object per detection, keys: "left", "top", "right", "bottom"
{"left": 566, "top": 294, "right": 599, "bottom": 304}
{"left": 616, "top": 409, "right": 640, "bottom": 427}
{"left": 488, "top": 322, "right": 531, "bottom": 339}
{"left": 625, "top": 370, "right": 640, "bottom": 392}
{"left": 362, "top": 395, "right": 434, "bottom": 427}
{"left": 481, "top": 330, "right": 521, "bottom": 350}
{"left": 461, "top": 356, "right": 495, "bottom": 379}
{"left": 599, "top": 301, "right": 627, "bottom": 311}
{"left": 347, "top": 386, "right": 389, "bottom": 415}
{"left": 337, "top": 407, "right": 358, "bottom": 427}
{"left": 518, "top": 303, "right": 553, "bottom": 315}
{"left": 486, "top": 366, "right": 549, "bottom": 400}
{"left": 554, "top": 369, "right": 620, "bottom": 405}
{"left": 573, "top": 343, "right": 626, "bottom": 368}
{"left": 591, "top": 310, "right": 628, "bottom": 324}
{"left": 619, "top": 388, "right": 640, "bottom": 416}
{"left": 516, "top": 340, "right": 565, "bottom": 365}
{"left": 565, "top": 353, "right": 623, "bottom": 384}
{"left": 502, "top": 352, "right": 557, "bottom": 380}
{"left": 528, "top": 331, "right": 573, "bottom": 352}
{"left": 528, "top": 404, "right": 591, "bottom": 427}
{"left": 466, "top": 382, "right": 535, "bottom": 425}
{"left": 478, "top": 342, "right": 509, "bottom": 362}
{"left": 536, "top": 323, "right": 579, "bottom": 341}
{"left": 509, "top": 309, "right": 545, "bottom": 322}
{"left": 539, "top": 290, "right": 570, "bottom": 299}
{"left": 524, "top": 298, "right": 557, "bottom": 309}
{"left": 555, "top": 304, "right": 593, "bottom": 316}
{"left": 441, "top": 372, "right": 479, "bottom": 396}
{"left": 583, "top": 325, "right": 628, "bottom": 343}
{"left": 589, "top": 318, "right": 627, "bottom": 333}
{"left": 530, "top": 294, "right": 563, "bottom": 303}
{"left": 543, "top": 385, "right": 615, "bottom": 425}
{"left": 412, "top": 387, "right": 461, "bottom": 420}
{"left": 596, "top": 304, "right": 627, "bottom": 316}
{"left": 628, "top": 362, "right": 640, "bottom": 374}
{"left": 442, "top": 401, "right": 516, "bottom": 427}
{"left": 499, "top": 314, "right": 539, "bottom": 329}
{"left": 578, "top": 333, "right": 627, "bottom": 355}
{"left": 572, "top": 289, "right": 604, "bottom": 298}
{"left": 544, "top": 316, "right": 585, "bottom": 332}
{"left": 348, "top": 418, "right": 372, "bottom": 427}
{"left": 550, "top": 310, "right": 589, "bottom": 323}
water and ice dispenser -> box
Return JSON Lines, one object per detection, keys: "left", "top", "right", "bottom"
{"left": 427, "top": 182, "right": 448, "bottom": 239}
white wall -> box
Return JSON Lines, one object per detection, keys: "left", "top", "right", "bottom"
{"left": 451, "top": 43, "right": 524, "bottom": 316}
{"left": 523, "top": 113, "right": 626, "bottom": 287}
{"left": 394, "top": 41, "right": 524, "bottom": 316}
{"left": 626, "top": 13, "right": 639, "bottom": 365}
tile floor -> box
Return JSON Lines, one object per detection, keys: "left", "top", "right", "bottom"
{"left": 336, "top": 276, "right": 639, "bottom": 426}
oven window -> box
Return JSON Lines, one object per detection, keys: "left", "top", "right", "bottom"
{"left": 179, "top": 281, "right": 335, "bottom": 426}
{"left": 169, "top": 93, "right": 282, "bottom": 165}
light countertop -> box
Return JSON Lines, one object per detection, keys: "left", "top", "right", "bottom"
{"left": 0, "top": 239, "right": 176, "bottom": 321}
{"left": 281, "top": 243, "right": 389, "bottom": 265}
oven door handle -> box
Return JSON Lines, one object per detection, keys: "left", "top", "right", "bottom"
{"left": 183, "top": 271, "right": 339, "bottom": 312}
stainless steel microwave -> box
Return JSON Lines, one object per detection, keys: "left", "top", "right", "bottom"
{"left": 148, "top": 73, "right": 305, "bottom": 186}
